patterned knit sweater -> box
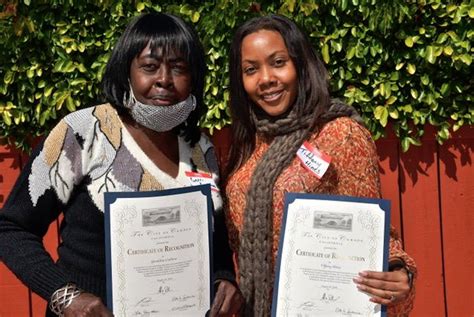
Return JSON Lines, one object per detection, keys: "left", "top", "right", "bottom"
{"left": 0, "top": 103, "right": 234, "bottom": 305}
{"left": 225, "top": 117, "right": 417, "bottom": 316}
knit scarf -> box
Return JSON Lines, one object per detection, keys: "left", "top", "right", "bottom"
{"left": 238, "top": 99, "right": 361, "bottom": 316}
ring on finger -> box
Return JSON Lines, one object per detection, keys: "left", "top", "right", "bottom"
{"left": 389, "top": 295, "right": 396, "bottom": 301}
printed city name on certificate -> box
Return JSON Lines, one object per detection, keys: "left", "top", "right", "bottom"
{"left": 104, "top": 184, "right": 213, "bottom": 317}
{"left": 272, "top": 193, "right": 390, "bottom": 317}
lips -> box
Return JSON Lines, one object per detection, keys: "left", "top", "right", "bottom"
{"left": 260, "top": 90, "right": 284, "bottom": 102}
{"left": 150, "top": 94, "right": 175, "bottom": 105}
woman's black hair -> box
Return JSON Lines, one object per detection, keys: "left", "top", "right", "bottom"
{"left": 226, "top": 14, "right": 331, "bottom": 176}
{"left": 102, "top": 12, "right": 206, "bottom": 145}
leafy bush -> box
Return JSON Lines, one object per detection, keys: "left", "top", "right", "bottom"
{"left": 0, "top": 0, "right": 472, "bottom": 152}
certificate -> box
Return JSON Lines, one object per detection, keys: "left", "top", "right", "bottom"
{"left": 104, "top": 184, "right": 213, "bottom": 316}
{"left": 272, "top": 193, "right": 390, "bottom": 317}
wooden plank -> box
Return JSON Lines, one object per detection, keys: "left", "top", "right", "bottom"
{"left": 439, "top": 125, "right": 474, "bottom": 316}
{"left": 0, "top": 284, "right": 30, "bottom": 317}
{"left": 0, "top": 147, "right": 31, "bottom": 316}
{"left": 398, "top": 128, "right": 446, "bottom": 316}
{"left": 0, "top": 151, "right": 22, "bottom": 207}
{"left": 376, "top": 135, "right": 402, "bottom": 234}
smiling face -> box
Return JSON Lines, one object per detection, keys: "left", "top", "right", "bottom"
{"left": 240, "top": 30, "right": 298, "bottom": 117}
{"left": 129, "top": 43, "right": 192, "bottom": 106}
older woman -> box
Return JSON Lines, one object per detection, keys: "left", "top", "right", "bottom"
{"left": 0, "top": 12, "right": 242, "bottom": 316}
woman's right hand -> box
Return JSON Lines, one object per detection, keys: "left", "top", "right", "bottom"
{"left": 64, "top": 292, "right": 113, "bottom": 317}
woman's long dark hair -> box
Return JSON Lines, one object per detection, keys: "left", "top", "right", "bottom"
{"left": 102, "top": 12, "right": 206, "bottom": 145}
{"left": 225, "top": 14, "right": 331, "bottom": 177}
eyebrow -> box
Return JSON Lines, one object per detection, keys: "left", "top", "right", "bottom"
{"left": 140, "top": 52, "right": 187, "bottom": 63}
{"left": 242, "top": 50, "right": 288, "bottom": 63}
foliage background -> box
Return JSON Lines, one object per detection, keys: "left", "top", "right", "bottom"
{"left": 0, "top": 0, "right": 472, "bottom": 152}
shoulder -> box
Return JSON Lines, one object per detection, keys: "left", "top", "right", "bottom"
{"left": 318, "top": 117, "right": 372, "bottom": 142}
{"left": 312, "top": 117, "right": 375, "bottom": 151}
{"left": 41, "top": 103, "right": 121, "bottom": 158}
{"left": 310, "top": 117, "right": 378, "bottom": 165}
{"left": 62, "top": 103, "right": 117, "bottom": 128}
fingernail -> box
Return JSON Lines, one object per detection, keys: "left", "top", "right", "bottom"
{"left": 359, "top": 271, "right": 369, "bottom": 277}
{"left": 353, "top": 277, "right": 362, "bottom": 283}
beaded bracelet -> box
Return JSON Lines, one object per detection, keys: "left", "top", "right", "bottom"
{"left": 49, "top": 283, "right": 83, "bottom": 316}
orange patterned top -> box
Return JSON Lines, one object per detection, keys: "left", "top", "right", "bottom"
{"left": 225, "top": 117, "right": 416, "bottom": 316}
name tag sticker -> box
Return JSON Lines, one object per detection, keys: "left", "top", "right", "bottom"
{"left": 296, "top": 141, "right": 331, "bottom": 179}
{"left": 185, "top": 171, "right": 220, "bottom": 192}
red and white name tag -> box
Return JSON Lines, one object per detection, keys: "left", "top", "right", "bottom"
{"left": 185, "top": 171, "right": 220, "bottom": 192}
{"left": 296, "top": 141, "right": 331, "bottom": 179}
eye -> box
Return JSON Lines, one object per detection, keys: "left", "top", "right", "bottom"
{"left": 273, "top": 58, "right": 287, "bottom": 67}
{"left": 142, "top": 63, "right": 158, "bottom": 72}
{"left": 171, "top": 62, "right": 189, "bottom": 74}
{"left": 243, "top": 65, "right": 256, "bottom": 75}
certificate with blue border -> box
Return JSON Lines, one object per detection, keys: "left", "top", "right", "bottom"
{"left": 272, "top": 193, "right": 390, "bottom": 317}
{"left": 104, "top": 184, "right": 213, "bottom": 316}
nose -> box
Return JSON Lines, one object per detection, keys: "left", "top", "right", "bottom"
{"left": 259, "top": 65, "right": 276, "bottom": 88}
{"left": 155, "top": 64, "right": 173, "bottom": 89}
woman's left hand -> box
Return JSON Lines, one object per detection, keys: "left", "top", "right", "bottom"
{"left": 353, "top": 268, "right": 411, "bottom": 306}
{"left": 209, "top": 279, "right": 244, "bottom": 316}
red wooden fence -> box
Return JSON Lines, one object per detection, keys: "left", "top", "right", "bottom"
{"left": 1, "top": 124, "right": 473, "bottom": 317}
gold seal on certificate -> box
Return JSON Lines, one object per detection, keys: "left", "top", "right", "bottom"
{"left": 272, "top": 193, "right": 390, "bottom": 317}
{"left": 104, "top": 184, "right": 213, "bottom": 316}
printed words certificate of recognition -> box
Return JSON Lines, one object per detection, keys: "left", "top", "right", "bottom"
{"left": 272, "top": 193, "right": 390, "bottom": 317}
{"left": 104, "top": 185, "right": 213, "bottom": 316}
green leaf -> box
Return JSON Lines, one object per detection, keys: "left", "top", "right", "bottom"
{"left": 346, "top": 46, "right": 355, "bottom": 60}
{"left": 459, "top": 54, "right": 472, "bottom": 65}
{"left": 27, "top": 68, "right": 35, "bottom": 78}
{"left": 401, "top": 105, "right": 413, "bottom": 113}
{"left": 421, "top": 75, "right": 430, "bottom": 85}
{"left": 44, "top": 86, "right": 54, "bottom": 97}
{"left": 2, "top": 112, "right": 12, "bottom": 126}
{"left": 404, "top": 37, "right": 414, "bottom": 47}
{"left": 136, "top": 2, "right": 145, "bottom": 11}
{"left": 469, "top": 8, "right": 474, "bottom": 18}
{"left": 191, "top": 11, "right": 200, "bottom": 23}
{"left": 426, "top": 46, "right": 436, "bottom": 64}
{"left": 374, "top": 106, "right": 389, "bottom": 127}
{"left": 437, "top": 126, "right": 450, "bottom": 140}
{"left": 4, "top": 71, "right": 14, "bottom": 84}
{"left": 389, "top": 109, "right": 399, "bottom": 119}
{"left": 386, "top": 96, "right": 397, "bottom": 105}
{"left": 66, "top": 96, "right": 76, "bottom": 112}
{"left": 407, "top": 63, "right": 416, "bottom": 75}
{"left": 401, "top": 137, "right": 410, "bottom": 152}
{"left": 322, "top": 44, "right": 330, "bottom": 64}
{"left": 443, "top": 46, "right": 453, "bottom": 56}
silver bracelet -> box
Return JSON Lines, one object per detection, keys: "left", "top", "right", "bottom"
{"left": 49, "top": 283, "right": 83, "bottom": 316}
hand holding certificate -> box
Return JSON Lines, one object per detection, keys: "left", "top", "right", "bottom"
{"left": 104, "top": 185, "right": 213, "bottom": 316}
{"left": 272, "top": 193, "right": 390, "bottom": 317}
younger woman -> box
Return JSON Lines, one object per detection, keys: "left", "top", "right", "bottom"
{"left": 225, "top": 14, "right": 416, "bottom": 316}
